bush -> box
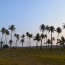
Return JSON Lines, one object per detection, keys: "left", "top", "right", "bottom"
{"left": 3, "top": 44, "right": 9, "bottom": 49}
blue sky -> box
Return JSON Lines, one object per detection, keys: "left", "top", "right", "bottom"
{"left": 0, "top": 0, "right": 65, "bottom": 35}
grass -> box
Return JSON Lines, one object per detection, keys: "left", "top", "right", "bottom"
{"left": 0, "top": 48, "right": 65, "bottom": 65}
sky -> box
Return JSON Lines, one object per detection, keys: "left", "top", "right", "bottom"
{"left": 0, "top": 0, "right": 65, "bottom": 46}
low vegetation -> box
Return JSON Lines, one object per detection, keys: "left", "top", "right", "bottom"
{"left": 0, "top": 48, "right": 65, "bottom": 65}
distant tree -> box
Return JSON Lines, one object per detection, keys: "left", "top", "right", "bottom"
{"left": 60, "top": 36, "right": 65, "bottom": 50}
{"left": 21, "top": 34, "right": 25, "bottom": 48}
{"left": 20, "top": 39, "right": 25, "bottom": 48}
{"left": 9, "top": 25, "right": 16, "bottom": 48}
{"left": 5, "top": 29, "right": 9, "bottom": 44}
{"left": 49, "top": 26, "right": 55, "bottom": 50}
{"left": 45, "top": 25, "right": 50, "bottom": 48}
{"left": 47, "top": 39, "right": 51, "bottom": 49}
{"left": 26, "top": 32, "right": 29, "bottom": 47}
{"left": 56, "top": 27, "right": 62, "bottom": 48}
{"left": 14, "top": 34, "right": 19, "bottom": 48}
{"left": 0, "top": 27, "right": 6, "bottom": 48}
{"left": 40, "top": 24, "right": 45, "bottom": 33}
{"left": 44, "top": 34, "right": 47, "bottom": 49}
{"left": 34, "top": 33, "right": 41, "bottom": 49}
{"left": 28, "top": 34, "right": 33, "bottom": 48}
{"left": 9, "top": 40, "right": 13, "bottom": 48}
{"left": 40, "top": 33, "right": 45, "bottom": 49}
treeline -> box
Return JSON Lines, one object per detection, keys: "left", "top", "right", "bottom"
{"left": 1, "top": 23, "right": 65, "bottom": 50}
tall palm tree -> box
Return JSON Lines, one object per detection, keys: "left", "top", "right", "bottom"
{"left": 45, "top": 25, "right": 50, "bottom": 46}
{"left": 56, "top": 27, "right": 62, "bottom": 48}
{"left": 28, "top": 34, "right": 33, "bottom": 48}
{"left": 40, "top": 33, "right": 45, "bottom": 49}
{"left": 21, "top": 34, "right": 25, "bottom": 48}
{"left": 40, "top": 24, "right": 45, "bottom": 49}
{"left": 0, "top": 27, "right": 6, "bottom": 48}
{"left": 26, "top": 32, "right": 29, "bottom": 47}
{"left": 34, "top": 33, "right": 41, "bottom": 49}
{"left": 5, "top": 29, "right": 9, "bottom": 44}
{"left": 40, "top": 24, "right": 45, "bottom": 33}
{"left": 15, "top": 34, "right": 19, "bottom": 48}
{"left": 9, "top": 25, "right": 16, "bottom": 48}
{"left": 44, "top": 34, "right": 47, "bottom": 49}
{"left": 49, "top": 26, "right": 55, "bottom": 50}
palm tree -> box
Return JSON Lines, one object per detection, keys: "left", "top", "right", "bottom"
{"left": 47, "top": 39, "right": 51, "bottom": 49}
{"left": 9, "top": 25, "right": 16, "bottom": 48}
{"left": 56, "top": 27, "right": 62, "bottom": 48}
{"left": 26, "top": 32, "right": 29, "bottom": 47}
{"left": 5, "top": 29, "right": 9, "bottom": 44}
{"left": 28, "top": 34, "right": 33, "bottom": 48}
{"left": 59, "top": 36, "right": 65, "bottom": 50}
{"left": 15, "top": 34, "right": 19, "bottom": 48}
{"left": 0, "top": 27, "right": 6, "bottom": 48}
{"left": 20, "top": 39, "right": 25, "bottom": 48}
{"left": 9, "top": 40, "right": 12, "bottom": 48}
{"left": 40, "top": 24, "right": 45, "bottom": 49}
{"left": 40, "top": 33, "right": 45, "bottom": 49}
{"left": 34, "top": 33, "right": 41, "bottom": 49}
{"left": 49, "top": 26, "right": 55, "bottom": 50}
{"left": 44, "top": 34, "right": 47, "bottom": 49}
{"left": 21, "top": 34, "right": 25, "bottom": 48}
{"left": 45, "top": 25, "right": 50, "bottom": 47}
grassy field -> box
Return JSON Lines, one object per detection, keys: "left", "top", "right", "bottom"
{"left": 0, "top": 48, "right": 65, "bottom": 65}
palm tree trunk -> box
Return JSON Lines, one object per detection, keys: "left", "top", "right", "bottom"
{"left": 1, "top": 33, "right": 3, "bottom": 48}
{"left": 56, "top": 34, "right": 59, "bottom": 49}
{"left": 22, "top": 42, "right": 23, "bottom": 48}
{"left": 51, "top": 32, "right": 52, "bottom": 50}
{"left": 46, "top": 31, "right": 47, "bottom": 49}
{"left": 10, "top": 30, "right": 12, "bottom": 48}
{"left": 36, "top": 41, "right": 38, "bottom": 49}
{"left": 40, "top": 39, "right": 42, "bottom": 49}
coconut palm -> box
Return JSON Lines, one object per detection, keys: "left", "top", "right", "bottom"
{"left": 5, "top": 29, "right": 9, "bottom": 44}
{"left": 20, "top": 39, "right": 25, "bottom": 48}
{"left": 47, "top": 39, "right": 51, "bottom": 49}
{"left": 45, "top": 25, "right": 50, "bottom": 46}
{"left": 26, "top": 32, "right": 29, "bottom": 47}
{"left": 34, "top": 33, "right": 41, "bottom": 49}
{"left": 9, "top": 25, "right": 16, "bottom": 48}
{"left": 44, "top": 34, "right": 47, "bottom": 49}
{"left": 0, "top": 27, "right": 6, "bottom": 48}
{"left": 40, "top": 33, "right": 45, "bottom": 49}
{"left": 56, "top": 27, "right": 62, "bottom": 48}
{"left": 59, "top": 36, "right": 65, "bottom": 50}
{"left": 40, "top": 24, "right": 45, "bottom": 33}
{"left": 21, "top": 34, "right": 25, "bottom": 48}
{"left": 9, "top": 40, "right": 12, "bottom": 48}
{"left": 28, "top": 34, "right": 33, "bottom": 48}
{"left": 15, "top": 34, "right": 19, "bottom": 48}
{"left": 49, "top": 26, "right": 55, "bottom": 50}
